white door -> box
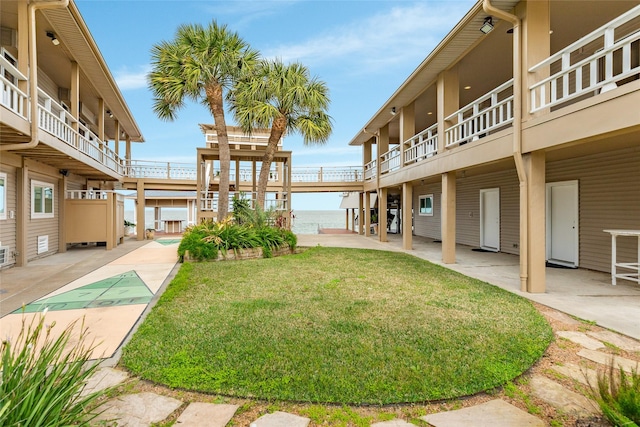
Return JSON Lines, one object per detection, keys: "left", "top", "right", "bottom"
{"left": 480, "top": 188, "right": 500, "bottom": 252}
{"left": 546, "top": 180, "right": 579, "bottom": 267}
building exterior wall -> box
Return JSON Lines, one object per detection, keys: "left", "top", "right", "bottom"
{"left": 547, "top": 145, "right": 640, "bottom": 273}
{"left": 0, "top": 165, "right": 18, "bottom": 268}
{"left": 413, "top": 182, "right": 442, "bottom": 241}
{"left": 26, "top": 170, "right": 59, "bottom": 261}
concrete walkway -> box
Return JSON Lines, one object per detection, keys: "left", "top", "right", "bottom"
{"left": 0, "top": 237, "right": 179, "bottom": 360}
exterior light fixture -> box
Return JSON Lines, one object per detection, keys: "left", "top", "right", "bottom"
{"left": 46, "top": 31, "right": 60, "bottom": 45}
{"left": 106, "top": 110, "right": 113, "bottom": 118}
{"left": 464, "top": 85, "right": 472, "bottom": 90}
{"left": 391, "top": 107, "right": 396, "bottom": 115}
{"left": 480, "top": 17, "right": 494, "bottom": 34}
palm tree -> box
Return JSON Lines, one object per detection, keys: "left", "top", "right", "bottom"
{"left": 232, "top": 59, "right": 332, "bottom": 209}
{"left": 148, "top": 21, "right": 258, "bottom": 221}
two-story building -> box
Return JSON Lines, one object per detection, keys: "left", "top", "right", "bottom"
{"left": 1, "top": 0, "right": 144, "bottom": 268}
{"left": 350, "top": 0, "right": 639, "bottom": 292}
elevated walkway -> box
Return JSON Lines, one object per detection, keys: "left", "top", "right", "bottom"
{"left": 119, "top": 161, "right": 364, "bottom": 193}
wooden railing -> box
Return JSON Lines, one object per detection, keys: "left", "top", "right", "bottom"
{"left": 199, "top": 191, "right": 288, "bottom": 212}
{"left": 529, "top": 5, "right": 640, "bottom": 113}
{"left": 404, "top": 124, "right": 438, "bottom": 164}
{"left": 364, "top": 159, "right": 377, "bottom": 180}
{"left": 379, "top": 146, "right": 401, "bottom": 175}
{"left": 445, "top": 79, "right": 514, "bottom": 147}
{"left": 0, "top": 49, "right": 27, "bottom": 118}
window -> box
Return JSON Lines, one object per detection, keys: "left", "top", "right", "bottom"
{"left": 419, "top": 194, "right": 434, "bottom": 216}
{"left": 0, "top": 173, "right": 6, "bottom": 220}
{"left": 31, "top": 180, "right": 54, "bottom": 219}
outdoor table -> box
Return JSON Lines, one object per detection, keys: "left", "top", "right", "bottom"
{"left": 603, "top": 229, "right": 640, "bottom": 285}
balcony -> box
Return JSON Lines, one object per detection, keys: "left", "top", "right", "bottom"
{"left": 1, "top": 55, "right": 127, "bottom": 177}
{"left": 529, "top": 5, "right": 640, "bottom": 113}
{"left": 445, "top": 79, "right": 514, "bottom": 148}
{"left": 404, "top": 124, "right": 438, "bottom": 164}
{"left": 200, "top": 191, "right": 288, "bottom": 213}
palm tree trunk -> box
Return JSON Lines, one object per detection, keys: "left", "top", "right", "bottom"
{"left": 257, "top": 115, "right": 287, "bottom": 209}
{"left": 206, "top": 84, "right": 230, "bottom": 222}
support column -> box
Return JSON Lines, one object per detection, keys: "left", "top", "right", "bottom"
{"left": 154, "top": 207, "right": 160, "bottom": 232}
{"left": 522, "top": 0, "right": 551, "bottom": 121}
{"left": 16, "top": 163, "right": 28, "bottom": 266}
{"left": 114, "top": 120, "right": 120, "bottom": 156}
{"left": 378, "top": 187, "right": 388, "bottom": 242}
{"left": 70, "top": 62, "right": 79, "bottom": 132}
{"left": 136, "top": 179, "right": 145, "bottom": 241}
{"left": 525, "top": 151, "right": 546, "bottom": 293}
{"left": 345, "top": 209, "right": 349, "bottom": 230}
{"left": 58, "top": 174, "right": 67, "bottom": 253}
{"left": 442, "top": 171, "right": 456, "bottom": 263}
{"left": 399, "top": 102, "right": 415, "bottom": 166}
{"left": 358, "top": 193, "right": 364, "bottom": 235}
{"left": 402, "top": 182, "right": 413, "bottom": 250}
{"left": 364, "top": 192, "right": 371, "bottom": 236}
{"left": 437, "top": 66, "right": 459, "bottom": 154}
{"left": 98, "top": 98, "right": 105, "bottom": 141}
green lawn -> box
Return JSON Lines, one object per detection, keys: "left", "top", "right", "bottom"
{"left": 121, "top": 247, "right": 552, "bottom": 404}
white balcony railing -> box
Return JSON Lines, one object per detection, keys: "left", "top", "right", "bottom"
{"left": 530, "top": 5, "right": 640, "bottom": 113}
{"left": 1, "top": 49, "right": 28, "bottom": 119}
{"left": 364, "top": 159, "right": 377, "bottom": 180}
{"left": 445, "top": 79, "right": 514, "bottom": 148}
{"left": 379, "top": 146, "right": 401, "bottom": 175}
{"left": 404, "top": 124, "right": 438, "bottom": 164}
{"left": 200, "top": 191, "right": 288, "bottom": 212}
{"left": 127, "top": 160, "right": 198, "bottom": 180}
{"left": 66, "top": 190, "right": 110, "bottom": 200}
{"left": 291, "top": 167, "right": 362, "bottom": 183}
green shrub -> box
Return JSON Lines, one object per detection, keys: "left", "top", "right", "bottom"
{"left": 589, "top": 360, "right": 640, "bottom": 426}
{"left": 178, "top": 217, "right": 294, "bottom": 261}
{"left": 0, "top": 313, "right": 104, "bottom": 426}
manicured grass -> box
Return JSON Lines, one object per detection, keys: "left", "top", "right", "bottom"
{"left": 121, "top": 247, "right": 553, "bottom": 404}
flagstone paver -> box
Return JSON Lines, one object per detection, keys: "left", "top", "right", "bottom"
{"left": 556, "top": 331, "right": 605, "bottom": 350}
{"left": 421, "top": 399, "right": 544, "bottom": 427}
{"left": 250, "top": 411, "right": 310, "bottom": 427}
{"left": 81, "top": 367, "right": 129, "bottom": 397}
{"left": 370, "top": 420, "right": 415, "bottom": 427}
{"left": 529, "top": 375, "right": 598, "bottom": 418}
{"left": 587, "top": 330, "right": 640, "bottom": 352}
{"left": 175, "top": 402, "right": 238, "bottom": 427}
{"left": 551, "top": 362, "right": 599, "bottom": 387}
{"left": 94, "top": 392, "right": 182, "bottom": 427}
{"left": 539, "top": 309, "right": 581, "bottom": 325}
{"left": 578, "top": 348, "right": 640, "bottom": 373}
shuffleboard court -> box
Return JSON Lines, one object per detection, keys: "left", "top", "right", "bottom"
{"left": 16, "top": 271, "right": 153, "bottom": 313}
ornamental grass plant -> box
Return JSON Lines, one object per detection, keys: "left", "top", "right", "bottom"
{"left": 588, "top": 360, "right": 640, "bottom": 426}
{"left": 0, "top": 312, "right": 104, "bottom": 427}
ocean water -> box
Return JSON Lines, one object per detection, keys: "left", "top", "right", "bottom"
{"left": 125, "top": 209, "right": 345, "bottom": 235}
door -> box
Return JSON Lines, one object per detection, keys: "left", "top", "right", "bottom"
{"left": 480, "top": 188, "right": 500, "bottom": 252}
{"left": 546, "top": 180, "right": 579, "bottom": 267}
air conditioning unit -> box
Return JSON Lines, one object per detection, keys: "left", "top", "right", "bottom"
{"left": 79, "top": 102, "right": 96, "bottom": 125}
{"left": 59, "top": 87, "right": 71, "bottom": 104}
{"left": 1, "top": 27, "right": 17, "bottom": 49}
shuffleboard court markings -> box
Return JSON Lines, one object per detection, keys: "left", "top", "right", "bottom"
{"left": 156, "top": 239, "right": 181, "bottom": 246}
{"left": 15, "top": 271, "right": 153, "bottom": 313}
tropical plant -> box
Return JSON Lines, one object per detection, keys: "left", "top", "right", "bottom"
{"left": 148, "top": 21, "right": 259, "bottom": 221}
{"left": 0, "top": 313, "right": 104, "bottom": 426}
{"left": 588, "top": 360, "right": 640, "bottom": 426}
{"left": 232, "top": 59, "right": 333, "bottom": 208}
{"left": 232, "top": 193, "right": 253, "bottom": 225}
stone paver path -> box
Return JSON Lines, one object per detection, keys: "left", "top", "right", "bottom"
{"left": 578, "top": 348, "right": 640, "bottom": 373}
{"left": 529, "top": 375, "right": 598, "bottom": 418}
{"left": 94, "top": 392, "right": 182, "bottom": 427}
{"left": 421, "top": 399, "right": 544, "bottom": 427}
{"left": 250, "top": 411, "right": 311, "bottom": 427}
{"left": 556, "top": 331, "right": 605, "bottom": 350}
{"left": 175, "top": 403, "right": 238, "bottom": 427}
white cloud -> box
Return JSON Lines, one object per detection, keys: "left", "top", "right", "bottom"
{"left": 263, "top": 2, "right": 472, "bottom": 71}
{"left": 291, "top": 145, "right": 360, "bottom": 157}
{"left": 201, "top": 0, "right": 300, "bottom": 29}
{"left": 114, "top": 66, "right": 150, "bottom": 91}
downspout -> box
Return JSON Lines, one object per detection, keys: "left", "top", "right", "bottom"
{"left": 1, "top": 0, "right": 70, "bottom": 152}
{"left": 482, "top": 0, "right": 528, "bottom": 292}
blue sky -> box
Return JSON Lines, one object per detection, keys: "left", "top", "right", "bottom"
{"left": 76, "top": 0, "right": 476, "bottom": 210}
